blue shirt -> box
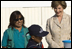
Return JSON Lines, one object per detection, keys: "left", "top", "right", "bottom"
{"left": 2, "top": 27, "right": 25, "bottom": 48}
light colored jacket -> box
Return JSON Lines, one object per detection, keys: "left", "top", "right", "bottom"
{"left": 45, "top": 12, "right": 71, "bottom": 48}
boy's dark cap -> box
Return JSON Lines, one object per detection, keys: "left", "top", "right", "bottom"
{"left": 28, "top": 24, "right": 49, "bottom": 37}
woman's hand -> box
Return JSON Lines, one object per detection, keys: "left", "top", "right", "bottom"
{"left": 2, "top": 46, "right": 7, "bottom": 48}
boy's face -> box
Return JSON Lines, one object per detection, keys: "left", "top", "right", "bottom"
{"left": 31, "top": 35, "right": 42, "bottom": 43}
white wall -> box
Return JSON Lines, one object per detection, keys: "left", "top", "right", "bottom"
{"left": 1, "top": 6, "right": 71, "bottom": 48}
{"left": 1, "top": 1, "right": 71, "bottom": 7}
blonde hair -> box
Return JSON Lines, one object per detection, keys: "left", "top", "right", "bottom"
{"left": 51, "top": 1, "right": 67, "bottom": 9}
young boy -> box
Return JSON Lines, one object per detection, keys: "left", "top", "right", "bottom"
{"left": 26, "top": 24, "right": 49, "bottom": 48}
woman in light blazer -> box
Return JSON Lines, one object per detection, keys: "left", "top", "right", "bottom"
{"left": 45, "top": 1, "right": 71, "bottom": 48}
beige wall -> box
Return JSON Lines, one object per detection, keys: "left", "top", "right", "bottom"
{"left": 1, "top": 6, "right": 71, "bottom": 48}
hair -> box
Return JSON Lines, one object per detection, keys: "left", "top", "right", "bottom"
{"left": 8, "top": 10, "right": 26, "bottom": 29}
{"left": 51, "top": 1, "right": 67, "bottom": 9}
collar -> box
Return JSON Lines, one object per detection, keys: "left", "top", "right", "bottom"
{"left": 36, "top": 42, "right": 42, "bottom": 46}
{"left": 62, "top": 12, "right": 67, "bottom": 19}
{"left": 53, "top": 12, "right": 66, "bottom": 19}
{"left": 13, "top": 26, "right": 23, "bottom": 32}
{"left": 53, "top": 12, "right": 67, "bottom": 28}
{"left": 29, "top": 38, "right": 42, "bottom": 45}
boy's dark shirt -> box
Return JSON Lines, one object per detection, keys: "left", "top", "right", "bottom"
{"left": 26, "top": 38, "right": 44, "bottom": 48}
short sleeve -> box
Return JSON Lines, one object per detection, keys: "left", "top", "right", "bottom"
{"left": 2, "top": 30, "right": 8, "bottom": 47}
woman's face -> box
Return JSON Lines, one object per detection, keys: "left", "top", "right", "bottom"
{"left": 14, "top": 15, "right": 23, "bottom": 28}
{"left": 54, "top": 5, "right": 64, "bottom": 16}
{"left": 31, "top": 35, "right": 42, "bottom": 43}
